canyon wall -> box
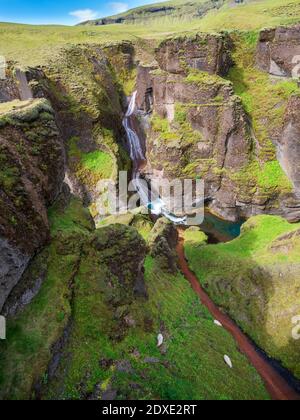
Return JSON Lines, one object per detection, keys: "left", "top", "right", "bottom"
{"left": 0, "top": 42, "right": 135, "bottom": 311}
{"left": 136, "top": 30, "right": 300, "bottom": 222}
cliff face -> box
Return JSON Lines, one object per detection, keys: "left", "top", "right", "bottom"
{"left": 0, "top": 197, "right": 269, "bottom": 401}
{"left": 136, "top": 31, "right": 300, "bottom": 222}
{"left": 184, "top": 215, "right": 300, "bottom": 379}
{"left": 0, "top": 99, "right": 64, "bottom": 311}
{"left": 256, "top": 25, "right": 300, "bottom": 205}
{"left": 156, "top": 33, "right": 233, "bottom": 76}
{"left": 79, "top": 0, "right": 225, "bottom": 26}
{"left": 278, "top": 95, "right": 300, "bottom": 196}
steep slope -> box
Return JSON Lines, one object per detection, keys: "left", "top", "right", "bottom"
{"left": 0, "top": 198, "right": 269, "bottom": 400}
{"left": 184, "top": 215, "right": 300, "bottom": 380}
{"left": 0, "top": 41, "right": 135, "bottom": 312}
{"left": 136, "top": 29, "right": 300, "bottom": 221}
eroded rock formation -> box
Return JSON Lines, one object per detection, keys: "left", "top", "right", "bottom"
{"left": 136, "top": 32, "right": 300, "bottom": 221}
{"left": 0, "top": 99, "right": 64, "bottom": 310}
{"left": 257, "top": 25, "right": 300, "bottom": 77}
{"left": 156, "top": 33, "right": 233, "bottom": 76}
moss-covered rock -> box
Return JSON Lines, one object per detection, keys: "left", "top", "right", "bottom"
{"left": 138, "top": 31, "right": 300, "bottom": 222}
{"left": 184, "top": 214, "right": 300, "bottom": 379}
{"left": 148, "top": 217, "right": 178, "bottom": 273}
{"left": 0, "top": 197, "right": 270, "bottom": 400}
{"left": 0, "top": 98, "right": 64, "bottom": 311}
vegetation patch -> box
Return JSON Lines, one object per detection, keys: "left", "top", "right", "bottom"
{"left": 68, "top": 136, "right": 115, "bottom": 188}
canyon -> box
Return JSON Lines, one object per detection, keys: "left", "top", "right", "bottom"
{"left": 0, "top": 21, "right": 300, "bottom": 400}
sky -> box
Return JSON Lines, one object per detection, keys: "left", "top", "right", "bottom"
{"left": 0, "top": 0, "right": 155, "bottom": 25}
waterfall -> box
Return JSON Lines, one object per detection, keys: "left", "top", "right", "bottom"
{"left": 123, "top": 91, "right": 187, "bottom": 225}
{"left": 123, "top": 91, "right": 145, "bottom": 162}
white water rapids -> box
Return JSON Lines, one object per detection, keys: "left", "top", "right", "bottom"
{"left": 123, "top": 91, "right": 187, "bottom": 224}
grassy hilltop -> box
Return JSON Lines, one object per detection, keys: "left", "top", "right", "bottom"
{"left": 0, "top": 0, "right": 300, "bottom": 66}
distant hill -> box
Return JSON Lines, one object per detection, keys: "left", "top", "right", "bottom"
{"left": 78, "top": 0, "right": 226, "bottom": 26}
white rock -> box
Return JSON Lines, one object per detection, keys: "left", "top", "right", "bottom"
{"left": 224, "top": 355, "right": 233, "bottom": 369}
{"left": 214, "top": 320, "right": 223, "bottom": 327}
{"left": 157, "top": 334, "right": 164, "bottom": 348}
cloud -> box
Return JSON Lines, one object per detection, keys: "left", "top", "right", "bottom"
{"left": 109, "top": 2, "right": 129, "bottom": 14}
{"left": 69, "top": 9, "right": 99, "bottom": 22}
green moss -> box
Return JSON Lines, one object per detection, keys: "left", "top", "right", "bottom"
{"left": 231, "top": 160, "right": 292, "bottom": 195}
{"left": 0, "top": 99, "right": 53, "bottom": 127}
{"left": 0, "top": 197, "right": 93, "bottom": 399}
{"left": 227, "top": 32, "right": 300, "bottom": 165}
{"left": 44, "top": 250, "right": 269, "bottom": 401}
{"left": 0, "top": 196, "right": 269, "bottom": 400}
{"left": 68, "top": 136, "right": 115, "bottom": 189}
{"left": 257, "top": 161, "right": 292, "bottom": 190}
{"left": 48, "top": 197, "right": 94, "bottom": 236}
{"left": 81, "top": 151, "right": 114, "bottom": 179}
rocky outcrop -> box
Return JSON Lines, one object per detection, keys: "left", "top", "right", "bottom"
{"left": 277, "top": 94, "right": 300, "bottom": 194}
{"left": 0, "top": 66, "right": 32, "bottom": 102}
{"left": 0, "top": 99, "right": 64, "bottom": 311}
{"left": 256, "top": 25, "right": 300, "bottom": 77}
{"left": 156, "top": 33, "right": 233, "bottom": 76}
{"left": 184, "top": 215, "right": 300, "bottom": 379}
{"left": 0, "top": 74, "right": 20, "bottom": 103}
{"left": 148, "top": 217, "right": 178, "bottom": 273}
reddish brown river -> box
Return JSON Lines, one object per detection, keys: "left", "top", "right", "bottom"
{"left": 124, "top": 91, "right": 300, "bottom": 401}
{"left": 176, "top": 232, "right": 300, "bottom": 401}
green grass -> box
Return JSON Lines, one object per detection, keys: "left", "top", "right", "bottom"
{"left": 0, "top": 160, "right": 19, "bottom": 190}
{"left": 198, "top": 0, "right": 300, "bottom": 32}
{"left": 0, "top": 197, "right": 269, "bottom": 400}
{"left": 81, "top": 151, "right": 114, "bottom": 179}
{"left": 151, "top": 104, "right": 202, "bottom": 147}
{"left": 0, "top": 197, "right": 94, "bottom": 400}
{"left": 226, "top": 32, "right": 298, "bottom": 194}
{"left": 184, "top": 215, "right": 300, "bottom": 378}
{"left": 45, "top": 251, "right": 269, "bottom": 400}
